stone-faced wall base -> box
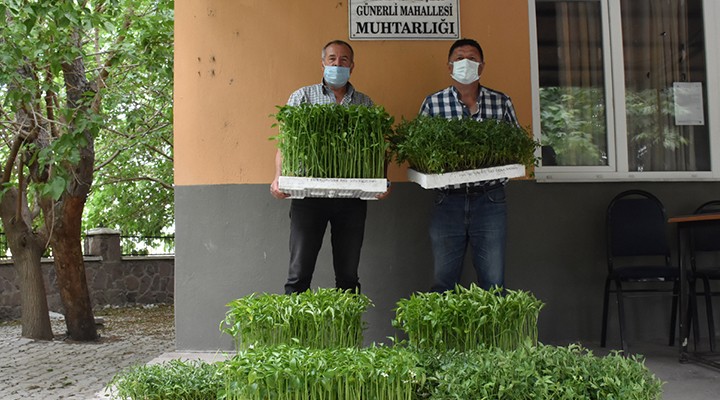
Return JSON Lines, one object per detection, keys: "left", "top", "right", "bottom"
{"left": 0, "top": 256, "right": 174, "bottom": 320}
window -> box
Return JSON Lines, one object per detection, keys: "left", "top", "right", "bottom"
{"left": 530, "top": 0, "right": 719, "bottom": 181}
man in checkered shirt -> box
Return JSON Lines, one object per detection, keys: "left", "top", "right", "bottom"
{"left": 270, "top": 40, "right": 389, "bottom": 295}
{"left": 419, "top": 38, "right": 520, "bottom": 293}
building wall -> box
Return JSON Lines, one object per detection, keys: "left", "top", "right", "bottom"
{"left": 176, "top": 180, "right": 720, "bottom": 350}
{"left": 174, "top": 0, "right": 720, "bottom": 351}
{"left": 174, "top": 0, "right": 533, "bottom": 185}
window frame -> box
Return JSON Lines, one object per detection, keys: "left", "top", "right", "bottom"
{"left": 528, "top": 0, "right": 720, "bottom": 182}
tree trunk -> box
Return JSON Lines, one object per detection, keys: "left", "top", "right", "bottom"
{"left": 47, "top": 196, "right": 97, "bottom": 341}
{"left": 0, "top": 188, "right": 53, "bottom": 340}
{"left": 16, "top": 246, "right": 53, "bottom": 340}
{"left": 34, "top": 32, "right": 99, "bottom": 342}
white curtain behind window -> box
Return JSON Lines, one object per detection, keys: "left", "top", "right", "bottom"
{"left": 537, "top": 1, "right": 608, "bottom": 166}
{"left": 621, "top": 0, "right": 708, "bottom": 171}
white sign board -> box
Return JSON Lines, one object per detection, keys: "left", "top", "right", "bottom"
{"left": 349, "top": 0, "right": 460, "bottom": 40}
{"left": 673, "top": 82, "right": 705, "bottom": 126}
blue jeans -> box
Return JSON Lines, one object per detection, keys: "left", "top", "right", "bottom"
{"left": 429, "top": 186, "right": 507, "bottom": 292}
{"left": 285, "top": 198, "right": 367, "bottom": 294}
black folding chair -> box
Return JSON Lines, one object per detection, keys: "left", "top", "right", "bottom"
{"left": 689, "top": 200, "right": 720, "bottom": 352}
{"left": 601, "top": 190, "right": 680, "bottom": 353}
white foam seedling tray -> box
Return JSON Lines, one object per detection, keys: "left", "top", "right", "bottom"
{"left": 407, "top": 164, "right": 526, "bottom": 189}
{"left": 278, "top": 176, "right": 387, "bottom": 200}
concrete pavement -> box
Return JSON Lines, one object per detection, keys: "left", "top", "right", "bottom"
{"left": 2, "top": 305, "right": 720, "bottom": 399}
{"left": 0, "top": 305, "right": 175, "bottom": 400}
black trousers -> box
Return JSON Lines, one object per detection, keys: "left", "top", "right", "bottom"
{"left": 284, "top": 198, "right": 367, "bottom": 294}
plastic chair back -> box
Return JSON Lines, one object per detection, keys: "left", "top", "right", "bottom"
{"left": 607, "top": 190, "right": 670, "bottom": 259}
{"left": 692, "top": 200, "right": 720, "bottom": 253}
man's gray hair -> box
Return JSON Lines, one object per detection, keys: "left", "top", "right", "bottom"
{"left": 321, "top": 40, "right": 354, "bottom": 61}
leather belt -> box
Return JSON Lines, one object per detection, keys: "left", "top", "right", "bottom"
{"left": 438, "top": 182, "right": 504, "bottom": 195}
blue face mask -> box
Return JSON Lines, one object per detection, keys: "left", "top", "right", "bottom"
{"left": 323, "top": 66, "right": 351, "bottom": 88}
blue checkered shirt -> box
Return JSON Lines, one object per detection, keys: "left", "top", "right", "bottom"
{"left": 287, "top": 81, "right": 373, "bottom": 106}
{"left": 419, "top": 85, "right": 519, "bottom": 189}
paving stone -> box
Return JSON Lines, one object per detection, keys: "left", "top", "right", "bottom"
{"left": 0, "top": 305, "right": 174, "bottom": 399}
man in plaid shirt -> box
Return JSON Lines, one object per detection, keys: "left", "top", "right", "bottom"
{"left": 270, "top": 40, "right": 389, "bottom": 295}
{"left": 419, "top": 38, "right": 519, "bottom": 293}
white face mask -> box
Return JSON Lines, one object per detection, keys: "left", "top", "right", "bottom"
{"left": 451, "top": 59, "right": 480, "bottom": 85}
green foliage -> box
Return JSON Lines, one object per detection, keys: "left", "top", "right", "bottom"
{"left": 0, "top": 0, "right": 174, "bottom": 238}
{"left": 393, "top": 285, "right": 544, "bottom": 352}
{"left": 271, "top": 104, "right": 393, "bottom": 179}
{"left": 389, "top": 116, "right": 539, "bottom": 174}
{"left": 539, "top": 86, "right": 607, "bottom": 166}
{"left": 112, "top": 286, "right": 662, "bottom": 400}
{"left": 220, "top": 288, "right": 373, "bottom": 350}
{"left": 625, "top": 88, "right": 689, "bottom": 170}
{"left": 82, "top": 0, "right": 174, "bottom": 237}
{"left": 0, "top": 1, "right": 108, "bottom": 194}
{"left": 220, "top": 345, "right": 423, "bottom": 400}
{"left": 425, "top": 344, "right": 662, "bottom": 399}
{"left": 108, "top": 359, "right": 223, "bottom": 400}
{"left": 121, "top": 234, "right": 174, "bottom": 256}
{"left": 109, "top": 345, "right": 663, "bottom": 400}
{"left": 539, "top": 86, "right": 690, "bottom": 168}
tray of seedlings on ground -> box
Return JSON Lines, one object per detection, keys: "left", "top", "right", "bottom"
{"left": 110, "top": 285, "right": 664, "bottom": 400}
{"left": 393, "top": 285, "right": 544, "bottom": 352}
{"left": 272, "top": 104, "right": 393, "bottom": 199}
{"left": 389, "top": 115, "right": 539, "bottom": 189}
{"left": 219, "top": 288, "right": 372, "bottom": 350}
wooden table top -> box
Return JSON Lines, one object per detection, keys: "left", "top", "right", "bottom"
{"left": 668, "top": 212, "right": 720, "bottom": 224}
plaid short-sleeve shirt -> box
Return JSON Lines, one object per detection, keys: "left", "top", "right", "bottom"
{"left": 287, "top": 81, "right": 373, "bottom": 107}
{"left": 419, "top": 85, "right": 519, "bottom": 189}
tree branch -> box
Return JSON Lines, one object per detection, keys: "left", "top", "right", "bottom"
{"left": 91, "top": 9, "right": 134, "bottom": 113}
{"left": 93, "top": 147, "right": 124, "bottom": 171}
{"left": 93, "top": 121, "right": 173, "bottom": 172}
{"left": 30, "top": 193, "right": 42, "bottom": 222}
{"left": 2, "top": 114, "right": 40, "bottom": 184}
{"left": 142, "top": 142, "right": 173, "bottom": 162}
{"left": 44, "top": 67, "right": 59, "bottom": 138}
{"left": 16, "top": 158, "right": 23, "bottom": 219}
{"left": 100, "top": 176, "right": 173, "bottom": 190}
{"left": 2, "top": 135, "right": 22, "bottom": 184}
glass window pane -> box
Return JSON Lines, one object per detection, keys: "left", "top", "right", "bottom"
{"left": 621, "top": 0, "right": 709, "bottom": 172}
{"left": 536, "top": 0, "right": 608, "bottom": 167}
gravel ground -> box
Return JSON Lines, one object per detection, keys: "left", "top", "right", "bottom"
{"left": 0, "top": 304, "right": 175, "bottom": 400}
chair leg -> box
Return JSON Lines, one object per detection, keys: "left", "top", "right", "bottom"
{"left": 688, "top": 281, "right": 700, "bottom": 351}
{"left": 615, "top": 281, "right": 628, "bottom": 354}
{"left": 702, "top": 278, "right": 716, "bottom": 352}
{"left": 601, "top": 278, "right": 611, "bottom": 347}
{"left": 669, "top": 281, "right": 679, "bottom": 346}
